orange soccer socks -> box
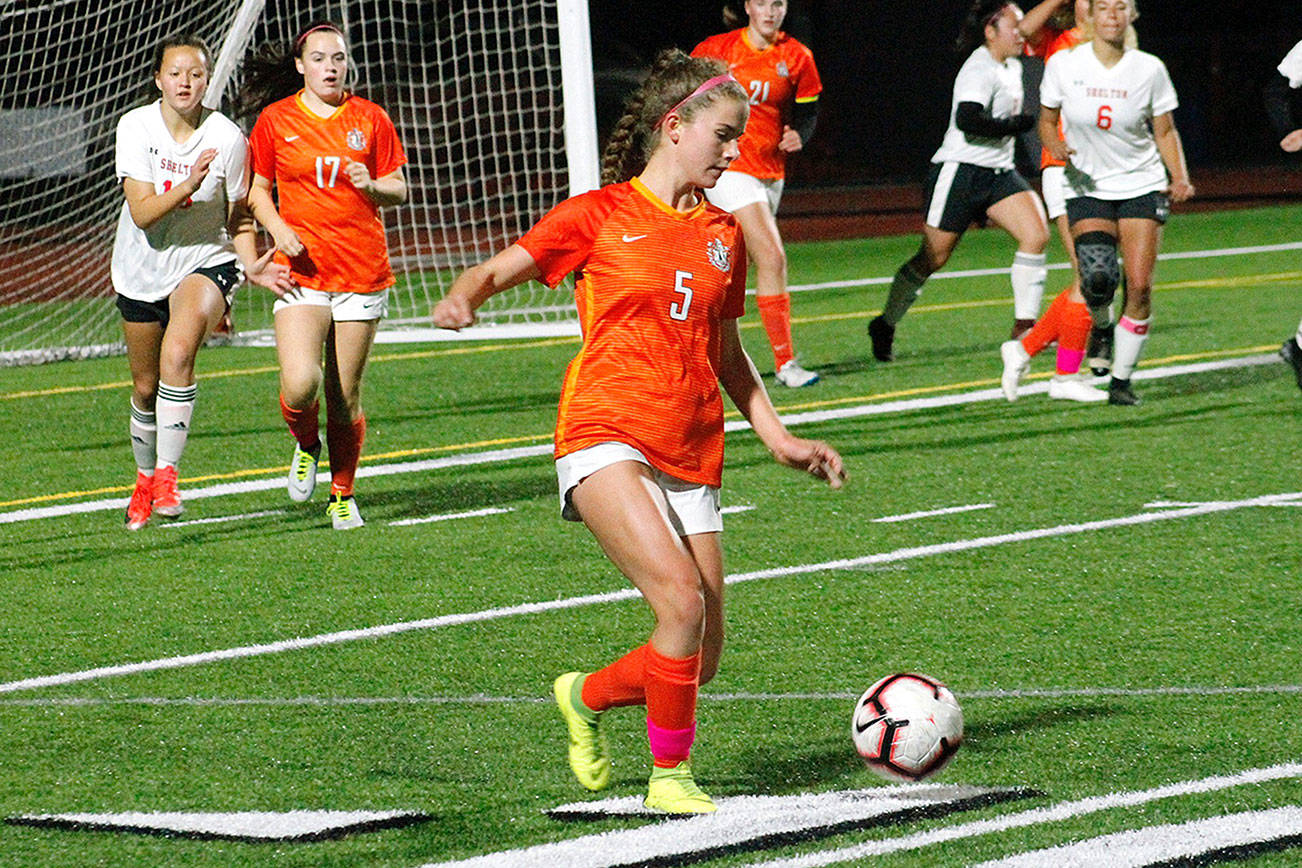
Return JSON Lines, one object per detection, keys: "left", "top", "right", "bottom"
{"left": 756, "top": 293, "right": 795, "bottom": 370}
{"left": 279, "top": 394, "right": 321, "bottom": 453}
{"left": 326, "top": 413, "right": 366, "bottom": 497}
{"left": 580, "top": 642, "right": 702, "bottom": 768}
{"left": 1019, "top": 289, "right": 1092, "bottom": 375}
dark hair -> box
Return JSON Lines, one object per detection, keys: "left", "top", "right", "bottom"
{"left": 600, "top": 49, "right": 747, "bottom": 186}
{"left": 152, "top": 34, "right": 212, "bottom": 75}
{"left": 956, "top": 0, "right": 1014, "bottom": 53}
{"left": 1049, "top": 4, "right": 1075, "bottom": 30}
{"left": 721, "top": 1, "right": 746, "bottom": 29}
{"left": 235, "top": 20, "right": 349, "bottom": 123}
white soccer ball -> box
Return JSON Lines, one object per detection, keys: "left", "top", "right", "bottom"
{"left": 851, "top": 672, "right": 964, "bottom": 782}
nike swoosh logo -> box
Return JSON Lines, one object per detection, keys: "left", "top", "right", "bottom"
{"left": 284, "top": 135, "right": 300, "bottom": 142}
{"left": 621, "top": 234, "right": 647, "bottom": 242}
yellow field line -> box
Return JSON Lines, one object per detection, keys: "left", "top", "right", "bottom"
{"left": 1, "top": 345, "right": 1279, "bottom": 510}
{"left": 4, "top": 271, "right": 1299, "bottom": 402}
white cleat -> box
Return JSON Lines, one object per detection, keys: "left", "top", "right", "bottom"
{"left": 999, "top": 340, "right": 1030, "bottom": 402}
{"left": 1048, "top": 373, "right": 1108, "bottom": 402}
{"left": 327, "top": 493, "right": 365, "bottom": 530}
{"left": 775, "top": 359, "right": 820, "bottom": 387}
{"left": 287, "top": 442, "right": 321, "bottom": 503}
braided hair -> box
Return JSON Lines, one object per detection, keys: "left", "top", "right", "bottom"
{"left": 600, "top": 48, "right": 748, "bottom": 186}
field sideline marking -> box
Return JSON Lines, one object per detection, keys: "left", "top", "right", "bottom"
{"left": 3, "top": 239, "right": 1298, "bottom": 402}
{"left": 3, "top": 683, "right": 1299, "bottom": 708}
{"left": 0, "top": 488, "right": 1296, "bottom": 696}
{"left": 0, "top": 351, "right": 1284, "bottom": 518}
{"left": 873, "top": 503, "right": 994, "bottom": 523}
{"left": 752, "top": 763, "right": 1302, "bottom": 868}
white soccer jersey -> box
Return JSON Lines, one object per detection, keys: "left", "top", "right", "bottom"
{"left": 931, "top": 46, "right": 1025, "bottom": 169}
{"left": 111, "top": 102, "right": 249, "bottom": 302}
{"left": 1041, "top": 44, "right": 1178, "bottom": 200}
{"left": 1279, "top": 39, "right": 1302, "bottom": 89}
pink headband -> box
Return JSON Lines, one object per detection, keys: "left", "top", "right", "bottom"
{"left": 659, "top": 73, "right": 740, "bottom": 128}
{"left": 295, "top": 24, "right": 343, "bottom": 53}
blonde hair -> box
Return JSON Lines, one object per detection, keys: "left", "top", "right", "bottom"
{"left": 600, "top": 49, "right": 748, "bottom": 186}
{"left": 1082, "top": 0, "right": 1140, "bottom": 48}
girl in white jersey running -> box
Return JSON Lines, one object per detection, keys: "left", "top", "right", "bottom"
{"left": 1038, "top": 0, "right": 1193, "bottom": 405}
{"left": 869, "top": 0, "right": 1049, "bottom": 363}
{"left": 113, "top": 34, "right": 291, "bottom": 530}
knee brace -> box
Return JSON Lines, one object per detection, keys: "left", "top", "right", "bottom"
{"left": 1075, "top": 231, "right": 1120, "bottom": 309}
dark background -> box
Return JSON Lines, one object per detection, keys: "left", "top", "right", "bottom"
{"left": 589, "top": 1, "right": 1302, "bottom": 189}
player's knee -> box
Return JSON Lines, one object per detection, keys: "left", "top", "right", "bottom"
{"left": 654, "top": 577, "right": 705, "bottom": 636}
{"left": 1075, "top": 231, "right": 1120, "bottom": 309}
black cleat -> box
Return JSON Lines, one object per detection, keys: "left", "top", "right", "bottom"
{"left": 868, "top": 315, "right": 896, "bottom": 362}
{"left": 1108, "top": 377, "right": 1141, "bottom": 406}
{"left": 1087, "top": 324, "right": 1114, "bottom": 377}
{"left": 1280, "top": 339, "right": 1302, "bottom": 392}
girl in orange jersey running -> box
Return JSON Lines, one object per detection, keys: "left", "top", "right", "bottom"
{"left": 114, "top": 34, "right": 292, "bottom": 531}
{"left": 240, "top": 21, "right": 408, "bottom": 530}
{"left": 433, "top": 50, "right": 845, "bottom": 814}
{"left": 691, "top": 0, "right": 823, "bottom": 388}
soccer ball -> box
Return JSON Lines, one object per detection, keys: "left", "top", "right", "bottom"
{"left": 851, "top": 672, "right": 963, "bottom": 782}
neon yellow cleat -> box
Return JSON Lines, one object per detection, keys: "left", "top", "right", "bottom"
{"left": 326, "top": 493, "right": 364, "bottom": 530}
{"left": 553, "top": 672, "right": 610, "bottom": 791}
{"left": 644, "top": 761, "right": 716, "bottom": 814}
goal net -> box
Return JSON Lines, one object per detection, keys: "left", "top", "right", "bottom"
{"left": 0, "top": 0, "right": 595, "bottom": 365}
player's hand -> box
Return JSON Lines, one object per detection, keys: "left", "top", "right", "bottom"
{"left": 271, "top": 225, "right": 304, "bottom": 257}
{"left": 245, "top": 247, "right": 294, "bottom": 297}
{"left": 432, "top": 294, "right": 476, "bottom": 330}
{"left": 187, "top": 148, "right": 217, "bottom": 194}
{"left": 778, "top": 125, "right": 803, "bottom": 153}
{"left": 1167, "top": 178, "right": 1195, "bottom": 203}
{"left": 771, "top": 435, "right": 847, "bottom": 489}
{"left": 344, "top": 159, "right": 374, "bottom": 194}
{"left": 1281, "top": 130, "right": 1302, "bottom": 153}
{"left": 1044, "top": 139, "right": 1074, "bottom": 164}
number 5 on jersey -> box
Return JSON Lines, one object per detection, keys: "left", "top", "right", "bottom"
{"left": 670, "top": 270, "right": 694, "bottom": 321}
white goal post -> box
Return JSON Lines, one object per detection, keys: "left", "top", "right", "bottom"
{"left": 0, "top": 0, "right": 596, "bottom": 365}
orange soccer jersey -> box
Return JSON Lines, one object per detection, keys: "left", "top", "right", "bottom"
{"left": 1029, "top": 27, "right": 1082, "bottom": 169}
{"left": 691, "top": 29, "right": 821, "bottom": 180}
{"left": 517, "top": 177, "right": 747, "bottom": 487}
{"left": 249, "top": 92, "right": 406, "bottom": 293}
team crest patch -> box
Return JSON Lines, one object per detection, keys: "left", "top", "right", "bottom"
{"left": 707, "top": 237, "right": 731, "bottom": 273}
{"left": 346, "top": 128, "right": 367, "bottom": 151}
{"left": 776, "top": 61, "right": 790, "bottom": 78}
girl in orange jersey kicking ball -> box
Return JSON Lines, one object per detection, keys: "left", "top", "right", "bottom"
{"left": 240, "top": 21, "right": 408, "bottom": 530}
{"left": 433, "top": 50, "right": 846, "bottom": 814}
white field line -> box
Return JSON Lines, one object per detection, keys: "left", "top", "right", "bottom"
{"left": 4, "top": 683, "right": 1301, "bottom": 707}
{"left": 786, "top": 240, "right": 1302, "bottom": 292}
{"left": 0, "top": 353, "right": 1283, "bottom": 528}
{"left": 0, "top": 488, "right": 1297, "bottom": 696}
{"left": 973, "top": 806, "right": 1302, "bottom": 867}
{"left": 751, "top": 763, "right": 1302, "bottom": 868}
{"left": 872, "top": 503, "right": 995, "bottom": 523}
{"left": 161, "top": 510, "right": 285, "bottom": 528}
{"left": 721, "top": 504, "right": 755, "bottom": 515}
{"left": 389, "top": 507, "right": 514, "bottom": 527}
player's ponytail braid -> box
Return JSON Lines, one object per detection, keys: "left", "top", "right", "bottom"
{"left": 600, "top": 48, "right": 746, "bottom": 186}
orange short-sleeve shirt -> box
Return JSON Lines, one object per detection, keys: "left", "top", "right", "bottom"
{"left": 692, "top": 29, "right": 821, "bottom": 180}
{"left": 249, "top": 92, "right": 406, "bottom": 292}
{"left": 518, "top": 177, "right": 748, "bottom": 487}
